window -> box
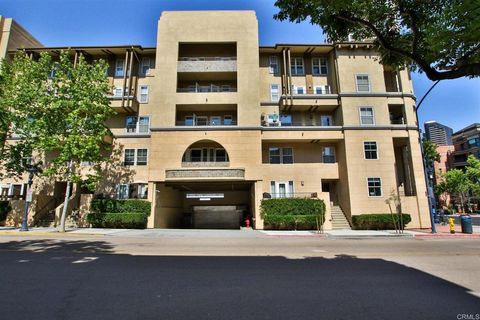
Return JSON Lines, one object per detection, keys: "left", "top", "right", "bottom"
{"left": 280, "top": 114, "right": 292, "bottom": 126}
{"left": 312, "top": 58, "right": 328, "bottom": 75}
{"left": 137, "top": 184, "right": 148, "bottom": 199}
{"left": 223, "top": 115, "right": 233, "bottom": 125}
{"left": 117, "top": 184, "right": 129, "bottom": 200}
{"left": 293, "top": 86, "right": 306, "bottom": 94}
{"left": 185, "top": 116, "right": 194, "bottom": 126}
{"left": 291, "top": 58, "right": 304, "bottom": 75}
{"left": 210, "top": 116, "right": 221, "bottom": 126}
{"left": 314, "top": 85, "right": 330, "bottom": 94}
{"left": 190, "top": 149, "right": 202, "bottom": 162}
{"left": 115, "top": 59, "right": 124, "bottom": 77}
{"left": 126, "top": 116, "right": 150, "bottom": 133}
{"left": 138, "top": 116, "right": 150, "bottom": 133}
{"left": 124, "top": 149, "right": 147, "bottom": 165}
{"left": 269, "top": 147, "right": 293, "bottom": 164}
{"left": 196, "top": 116, "right": 208, "bottom": 126}
{"left": 185, "top": 148, "right": 228, "bottom": 162}
{"left": 360, "top": 107, "right": 375, "bottom": 125}
{"left": 266, "top": 114, "right": 280, "bottom": 126}
{"left": 136, "top": 149, "right": 148, "bottom": 165}
{"left": 320, "top": 115, "right": 333, "bottom": 126}
{"left": 270, "top": 181, "right": 294, "bottom": 198}
{"left": 126, "top": 116, "right": 137, "bottom": 133}
{"left": 364, "top": 141, "right": 378, "bottom": 160}
{"left": 269, "top": 56, "right": 279, "bottom": 74}
{"left": 215, "top": 149, "right": 228, "bottom": 162}
{"left": 124, "top": 149, "right": 135, "bottom": 165}
{"left": 270, "top": 84, "right": 280, "bottom": 101}
{"left": 140, "top": 57, "right": 151, "bottom": 75}
{"left": 113, "top": 87, "right": 123, "bottom": 97}
{"left": 139, "top": 85, "right": 149, "bottom": 103}
{"left": 322, "top": 147, "right": 336, "bottom": 163}
{"left": 367, "top": 178, "right": 382, "bottom": 197}
{"left": 356, "top": 74, "right": 371, "bottom": 92}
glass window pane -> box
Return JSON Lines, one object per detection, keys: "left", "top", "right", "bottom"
{"left": 136, "top": 149, "right": 148, "bottom": 165}
{"left": 190, "top": 150, "right": 201, "bottom": 162}
{"left": 269, "top": 148, "right": 281, "bottom": 164}
{"left": 124, "top": 149, "right": 135, "bottom": 165}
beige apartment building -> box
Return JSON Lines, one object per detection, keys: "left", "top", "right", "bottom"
{"left": 0, "top": 11, "right": 431, "bottom": 230}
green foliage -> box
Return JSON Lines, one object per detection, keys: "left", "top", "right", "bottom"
{"left": 352, "top": 214, "right": 411, "bottom": 230}
{"left": 261, "top": 198, "right": 325, "bottom": 230}
{"left": 0, "top": 201, "right": 12, "bottom": 222}
{"left": 0, "top": 51, "right": 114, "bottom": 181}
{"left": 264, "top": 214, "right": 322, "bottom": 230}
{"left": 86, "top": 212, "right": 147, "bottom": 229}
{"left": 466, "top": 155, "right": 480, "bottom": 197}
{"left": 274, "top": 0, "right": 480, "bottom": 80}
{"left": 91, "top": 199, "right": 151, "bottom": 216}
{"left": 422, "top": 139, "right": 441, "bottom": 166}
{"left": 261, "top": 198, "right": 325, "bottom": 216}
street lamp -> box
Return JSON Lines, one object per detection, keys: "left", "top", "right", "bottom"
{"left": 19, "top": 162, "right": 42, "bottom": 232}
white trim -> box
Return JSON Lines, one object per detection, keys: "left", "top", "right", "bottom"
{"left": 115, "top": 59, "right": 124, "bottom": 77}
{"left": 363, "top": 140, "right": 379, "bottom": 160}
{"left": 293, "top": 86, "right": 306, "bottom": 95}
{"left": 359, "top": 106, "right": 375, "bottom": 125}
{"left": 291, "top": 57, "right": 305, "bottom": 75}
{"left": 270, "top": 83, "right": 280, "bottom": 101}
{"left": 269, "top": 56, "right": 279, "bottom": 74}
{"left": 355, "top": 74, "right": 371, "bottom": 92}
{"left": 138, "top": 85, "right": 149, "bottom": 103}
{"left": 312, "top": 57, "right": 328, "bottom": 75}
{"left": 367, "top": 177, "right": 383, "bottom": 197}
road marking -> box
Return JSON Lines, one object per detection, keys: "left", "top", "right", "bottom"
{"left": 17, "top": 259, "right": 30, "bottom": 263}
{"left": 72, "top": 257, "right": 98, "bottom": 264}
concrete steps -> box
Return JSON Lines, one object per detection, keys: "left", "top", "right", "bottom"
{"left": 331, "top": 205, "right": 351, "bottom": 230}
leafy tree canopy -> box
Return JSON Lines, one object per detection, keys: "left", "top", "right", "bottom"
{"left": 422, "top": 139, "right": 441, "bottom": 166}
{"left": 274, "top": 0, "right": 480, "bottom": 80}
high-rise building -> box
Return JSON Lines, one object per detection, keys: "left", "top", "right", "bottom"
{"left": 0, "top": 11, "right": 431, "bottom": 229}
{"left": 424, "top": 121, "right": 454, "bottom": 145}
{"left": 452, "top": 123, "right": 480, "bottom": 169}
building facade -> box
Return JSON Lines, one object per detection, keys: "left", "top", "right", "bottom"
{"left": 1, "top": 11, "right": 431, "bottom": 229}
{"left": 452, "top": 123, "right": 480, "bottom": 169}
{"left": 424, "top": 121, "right": 453, "bottom": 146}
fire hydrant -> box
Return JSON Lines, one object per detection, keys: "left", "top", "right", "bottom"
{"left": 245, "top": 215, "right": 251, "bottom": 228}
{"left": 448, "top": 217, "right": 455, "bottom": 234}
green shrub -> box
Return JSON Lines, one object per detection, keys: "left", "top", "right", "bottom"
{"left": 352, "top": 214, "right": 411, "bottom": 230}
{"left": 0, "top": 201, "right": 12, "bottom": 222}
{"left": 86, "top": 212, "right": 147, "bottom": 229}
{"left": 261, "top": 198, "right": 325, "bottom": 217}
{"left": 264, "top": 214, "right": 323, "bottom": 230}
{"left": 91, "top": 199, "right": 151, "bottom": 215}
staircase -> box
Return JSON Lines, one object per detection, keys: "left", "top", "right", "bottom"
{"left": 330, "top": 205, "right": 351, "bottom": 230}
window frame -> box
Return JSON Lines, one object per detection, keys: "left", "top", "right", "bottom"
{"left": 115, "top": 59, "right": 125, "bottom": 77}
{"left": 291, "top": 57, "right": 305, "bottom": 76}
{"left": 124, "top": 149, "right": 136, "bottom": 166}
{"left": 269, "top": 147, "right": 294, "bottom": 164}
{"left": 269, "top": 56, "right": 279, "bottom": 74}
{"left": 139, "top": 85, "right": 149, "bottom": 103}
{"left": 322, "top": 146, "right": 336, "bottom": 163}
{"left": 320, "top": 115, "right": 333, "bottom": 126}
{"left": 359, "top": 107, "right": 375, "bottom": 126}
{"left": 140, "top": 57, "right": 151, "bottom": 76}
{"left": 367, "top": 177, "right": 383, "bottom": 197}
{"left": 223, "top": 115, "right": 233, "bottom": 126}
{"left": 136, "top": 149, "right": 148, "bottom": 166}
{"left": 312, "top": 57, "right": 328, "bottom": 75}
{"left": 270, "top": 84, "right": 280, "bottom": 101}
{"left": 363, "top": 141, "right": 379, "bottom": 160}
{"left": 293, "top": 86, "right": 306, "bottom": 95}
{"left": 355, "top": 74, "right": 371, "bottom": 92}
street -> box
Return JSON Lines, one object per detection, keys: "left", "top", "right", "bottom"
{"left": 0, "top": 232, "right": 479, "bottom": 320}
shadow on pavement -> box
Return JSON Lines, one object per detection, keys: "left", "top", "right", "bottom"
{"left": 0, "top": 239, "right": 478, "bottom": 320}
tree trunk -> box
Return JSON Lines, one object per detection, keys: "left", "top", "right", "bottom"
{"left": 59, "top": 160, "right": 73, "bottom": 232}
{"left": 59, "top": 180, "right": 72, "bottom": 232}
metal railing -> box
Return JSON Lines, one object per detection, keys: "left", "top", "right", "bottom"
{"left": 177, "top": 85, "right": 237, "bottom": 93}
{"left": 263, "top": 192, "right": 318, "bottom": 199}
{"left": 262, "top": 121, "right": 336, "bottom": 127}
{"left": 390, "top": 118, "right": 405, "bottom": 124}
{"left": 176, "top": 120, "right": 237, "bottom": 126}
{"left": 178, "top": 56, "right": 237, "bottom": 61}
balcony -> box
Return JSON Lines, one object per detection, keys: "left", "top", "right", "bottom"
{"left": 165, "top": 168, "right": 245, "bottom": 181}
{"left": 108, "top": 96, "right": 139, "bottom": 113}
{"left": 177, "top": 57, "right": 237, "bottom": 73}
{"left": 280, "top": 94, "right": 338, "bottom": 112}
{"left": 177, "top": 83, "right": 237, "bottom": 93}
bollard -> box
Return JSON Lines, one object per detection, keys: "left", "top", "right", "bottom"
{"left": 448, "top": 217, "right": 455, "bottom": 234}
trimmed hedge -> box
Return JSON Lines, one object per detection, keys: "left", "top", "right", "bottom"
{"left": 261, "top": 198, "right": 325, "bottom": 230}
{"left": 0, "top": 201, "right": 11, "bottom": 222}
{"left": 86, "top": 212, "right": 147, "bottom": 229}
{"left": 264, "top": 214, "right": 323, "bottom": 230}
{"left": 352, "top": 214, "right": 411, "bottom": 230}
{"left": 91, "top": 199, "right": 151, "bottom": 215}
{"left": 261, "top": 198, "right": 325, "bottom": 216}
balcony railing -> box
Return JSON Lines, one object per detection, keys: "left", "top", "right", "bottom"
{"left": 262, "top": 121, "right": 336, "bottom": 127}
{"left": 263, "top": 192, "right": 318, "bottom": 199}
{"left": 176, "top": 120, "right": 237, "bottom": 126}
{"left": 182, "top": 161, "right": 230, "bottom": 168}
{"left": 177, "top": 84, "right": 237, "bottom": 93}
{"left": 390, "top": 118, "right": 405, "bottom": 125}
{"left": 178, "top": 57, "right": 237, "bottom": 62}
{"left": 177, "top": 57, "right": 237, "bottom": 73}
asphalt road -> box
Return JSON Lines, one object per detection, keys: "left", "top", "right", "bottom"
{"left": 0, "top": 235, "right": 479, "bottom": 320}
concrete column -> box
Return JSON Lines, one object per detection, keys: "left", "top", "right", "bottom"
{"left": 252, "top": 181, "right": 263, "bottom": 229}
{"left": 147, "top": 182, "right": 157, "bottom": 228}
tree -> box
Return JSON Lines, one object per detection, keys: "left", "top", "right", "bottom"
{"left": 465, "top": 155, "right": 480, "bottom": 199}
{"left": 435, "top": 169, "right": 470, "bottom": 212}
{"left": 0, "top": 51, "right": 114, "bottom": 231}
{"left": 422, "top": 139, "right": 441, "bottom": 166}
{"left": 274, "top": 0, "right": 480, "bottom": 80}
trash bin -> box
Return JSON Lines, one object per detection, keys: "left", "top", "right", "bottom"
{"left": 460, "top": 215, "right": 473, "bottom": 234}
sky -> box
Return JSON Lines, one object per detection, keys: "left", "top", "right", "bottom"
{"left": 1, "top": 0, "right": 478, "bottom": 132}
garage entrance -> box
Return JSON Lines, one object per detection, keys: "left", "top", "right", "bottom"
{"left": 155, "top": 181, "right": 254, "bottom": 229}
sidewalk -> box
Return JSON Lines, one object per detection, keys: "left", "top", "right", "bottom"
{"left": 0, "top": 225, "right": 478, "bottom": 239}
